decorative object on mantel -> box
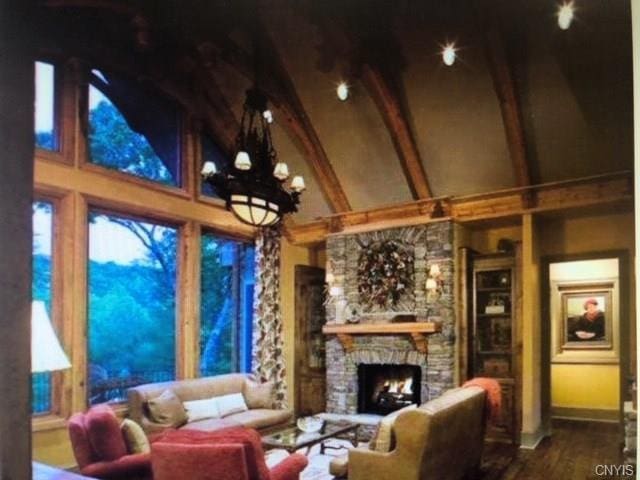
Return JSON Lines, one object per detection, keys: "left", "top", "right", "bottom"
{"left": 322, "top": 322, "right": 441, "bottom": 354}
{"left": 357, "top": 240, "right": 414, "bottom": 309}
{"left": 343, "top": 303, "right": 363, "bottom": 324}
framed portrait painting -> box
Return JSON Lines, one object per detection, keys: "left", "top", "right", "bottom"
{"left": 551, "top": 279, "right": 619, "bottom": 364}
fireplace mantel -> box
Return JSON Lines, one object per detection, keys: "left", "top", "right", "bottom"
{"left": 322, "top": 322, "right": 441, "bottom": 354}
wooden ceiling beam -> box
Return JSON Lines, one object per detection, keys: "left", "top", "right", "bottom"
{"left": 478, "top": 7, "right": 531, "bottom": 187}
{"left": 285, "top": 172, "right": 632, "bottom": 245}
{"left": 360, "top": 64, "right": 432, "bottom": 199}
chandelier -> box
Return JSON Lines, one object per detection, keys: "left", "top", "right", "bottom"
{"left": 201, "top": 88, "right": 304, "bottom": 227}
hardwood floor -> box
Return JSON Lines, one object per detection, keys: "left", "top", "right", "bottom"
{"left": 480, "top": 419, "right": 632, "bottom": 480}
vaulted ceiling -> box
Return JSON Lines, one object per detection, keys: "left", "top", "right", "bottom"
{"left": 38, "top": 0, "right": 633, "bottom": 224}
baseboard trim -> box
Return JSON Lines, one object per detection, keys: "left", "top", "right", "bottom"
{"left": 551, "top": 406, "right": 619, "bottom": 423}
{"left": 519, "top": 424, "right": 548, "bottom": 450}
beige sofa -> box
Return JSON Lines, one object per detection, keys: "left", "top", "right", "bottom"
{"left": 128, "top": 373, "right": 293, "bottom": 434}
{"left": 330, "top": 386, "right": 487, "bottom": 480}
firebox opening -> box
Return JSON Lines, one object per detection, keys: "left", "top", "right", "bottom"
{"left": 357, "top": 364, "right": 422, "bottom": 415}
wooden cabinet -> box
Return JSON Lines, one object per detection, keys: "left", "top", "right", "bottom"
{"left": 294, "top": 266, "right": 327, "bottom": 416}
{"left": 469, "top": 252, "right": 521, "bottom": 443}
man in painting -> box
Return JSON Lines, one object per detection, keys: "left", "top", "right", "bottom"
{"left": 569, "top": 298, "right": 605, "bottom": 341}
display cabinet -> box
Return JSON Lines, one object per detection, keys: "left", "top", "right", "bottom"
{"left": 470, "top": 252, "right": 521, "bottom": 443}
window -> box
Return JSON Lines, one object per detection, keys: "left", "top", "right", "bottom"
{"left": 200, "top": 133, "right": 230, "bottom": 198}
{"left": 200, "top": 233, "right": 255, "bottom": 376}
{"left": 32, "top": 201, "right": 54, "bottom": 414}
{"left": 87, "top": 212, "right": 177, "bottom": 404}
{"left": 34, "top": 61, "right": 57, "bottom": 151}
{"left": 88, "top": 69, "right": 181, "bottom": 187}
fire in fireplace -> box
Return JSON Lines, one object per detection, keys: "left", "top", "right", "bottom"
{"left": 357, "top": 364, "right": 422, "bottom": 415}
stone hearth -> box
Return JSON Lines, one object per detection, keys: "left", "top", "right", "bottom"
{"left": 324, "top": 221, "right": 456, "bottom": 416}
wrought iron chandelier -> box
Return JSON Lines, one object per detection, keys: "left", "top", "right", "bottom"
{"left": 201, "top": 88, "right": 305, "bottom": 227}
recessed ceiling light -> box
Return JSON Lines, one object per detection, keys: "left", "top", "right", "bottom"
{"left": 441, "top": 43, "right": 457, "bottom": 66}
{"left": 557, "top": 1, "right": 575, "bottom": 30}
{"left": 337, "top": 82, "right": 349, "bottom": 101}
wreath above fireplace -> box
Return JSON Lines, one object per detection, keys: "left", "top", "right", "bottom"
{"left": 357, "top": 240, "right": 414, "bottom": 309}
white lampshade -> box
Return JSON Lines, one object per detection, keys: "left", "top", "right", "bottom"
{"left": 234, "top": 151, "right": 252, "bottom": 171}
{"left": 290, "top": 175, "right": 306, "bottom": 193}
{"left": 31, "top": 301, "right": 71, "bottom": 373}
{"left": 425, "top": 278, "right": 438, "bottom": 291}
{"left": 273, "top": 162, "right": 290, "bottom": 181}
{"left": 200, "top": 161, "right": 217, "bottom": 177}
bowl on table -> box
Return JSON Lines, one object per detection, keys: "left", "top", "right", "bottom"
{"left": 297, "top": 416, "right": 324, "bottom": 433}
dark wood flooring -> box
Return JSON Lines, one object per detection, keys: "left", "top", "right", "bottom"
{"left": 479, "top": 419, "right": 632, "bottom": 480}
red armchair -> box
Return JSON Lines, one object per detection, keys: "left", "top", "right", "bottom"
{"left": 151, "top": 427, "right": 308, "bottom": 480}
{"left": 68, "top": 405, "right": 152, "bottom": 480}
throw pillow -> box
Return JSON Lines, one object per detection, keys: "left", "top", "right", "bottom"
{"left": 147, "top": 390, "right": 188, "bottom": 427}
{"left": 121, "top": 418, "right": 150, "bottom": 454}
{"left": 183, "top": 397, "right": 221, "bottom": 422}
{"left": 372, "top": 404, "right": 417, "bottom": 453}
{"left": 243, "top": 379, "right": 274, "bottom": 409}
{"left": 85, "top": 406, "right": 128, "bottom": 461}
{"left": 216, "top": 393, "right": 249, "bottom": 417}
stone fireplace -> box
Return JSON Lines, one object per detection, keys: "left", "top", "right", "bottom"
{"left": 358, "top": 364, "right": 422, "bottom": 415}
{"left": 324, "top": 221, "right": 456, "bottom": 416}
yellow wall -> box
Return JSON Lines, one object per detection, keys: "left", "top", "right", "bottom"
{"left": 540, "top": 211, "right": 635, "bottom": 415}
{"left": 551, "top": 364, "right": 620, "bottom": 410}
{"left": 279, "top": 239, "right": 323, "bottom": 410}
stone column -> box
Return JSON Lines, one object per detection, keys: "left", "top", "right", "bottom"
{"left": 0, "top": 1, "right": 35, "bottom": 478}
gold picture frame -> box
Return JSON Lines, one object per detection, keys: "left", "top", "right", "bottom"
{"left": 551, "top": 279, "right": 619, "bottom": 364}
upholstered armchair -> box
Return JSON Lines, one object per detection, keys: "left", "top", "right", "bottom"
{"left": 68, "top": 405, "right": 152, "bottom": 480}
{"left": 151, "top": 427, "right": 308, "bottom": 480}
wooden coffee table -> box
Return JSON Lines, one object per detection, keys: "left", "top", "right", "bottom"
{"left": 262, "top": 420, "right": 359, "bottom": 455}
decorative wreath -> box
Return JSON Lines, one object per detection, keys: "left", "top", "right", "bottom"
{"left": 357, "top": 240, "right": 414, "bottom": 308}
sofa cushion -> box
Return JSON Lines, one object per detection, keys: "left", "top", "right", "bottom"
{"left": 121, "top": 418, "right": 150, "bottom": 454}
{"left": 147, "top": 390, "right": 188, "bottom": 427}
{"left": 85, "top": 406, "right": 128, "bottom": 461}
{"left": 371, "top": 404, "right": 417, "bottom": 453}
{"left": 216, "top": 393, "right": 249, "bottom": 417}
{"left": 225, "top": 408, "right": 293, "bottom": 430}
{"left": 181, "top": 417, "right": 242, "bottom": 432}
{"left": 183, "top": 397, "right": 220, "bottom": 422}
{"left": 243, "top": 378, "right": 274, "bottom": 409}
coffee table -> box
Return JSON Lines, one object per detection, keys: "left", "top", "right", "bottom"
{"left": 261, "top": 420, "right": 359, "bottom": 455}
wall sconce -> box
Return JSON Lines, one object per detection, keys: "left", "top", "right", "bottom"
{"left": 426, "top": 263, "right": 444, "bottom": 301}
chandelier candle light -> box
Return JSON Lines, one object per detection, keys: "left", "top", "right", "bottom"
{"left": 201, "top": 88, "right": 305, "bottom": 227}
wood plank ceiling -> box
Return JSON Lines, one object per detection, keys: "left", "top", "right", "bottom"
{"left": 40, "top": 0, "right": 633, "bottom": 226}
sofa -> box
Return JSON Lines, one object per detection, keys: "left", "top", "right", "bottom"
{"left": 330, "top": 386, "right": 487, "bottom": 480}
{"left": 128, "top": 373, "right": 293, "bottom": 434}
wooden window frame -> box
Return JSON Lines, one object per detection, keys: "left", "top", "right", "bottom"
{"left": 197, "top": 229, "right": 254, "bottom": 378}
{"left": 32, "top": 189, "right": 74, "bottom": 431}
{"left": 79, "top": 67, "right": 191, "bottom": 197}
{"left": 85, "top": 205, "right": 184, "bottom": 406}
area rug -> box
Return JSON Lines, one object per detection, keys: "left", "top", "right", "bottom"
{"left": 265, "top": 439, "right": 358, "bottom": 480}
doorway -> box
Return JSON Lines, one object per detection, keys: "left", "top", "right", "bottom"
{"left": 541, "top": 251, "right": 630, "bottom": 434}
